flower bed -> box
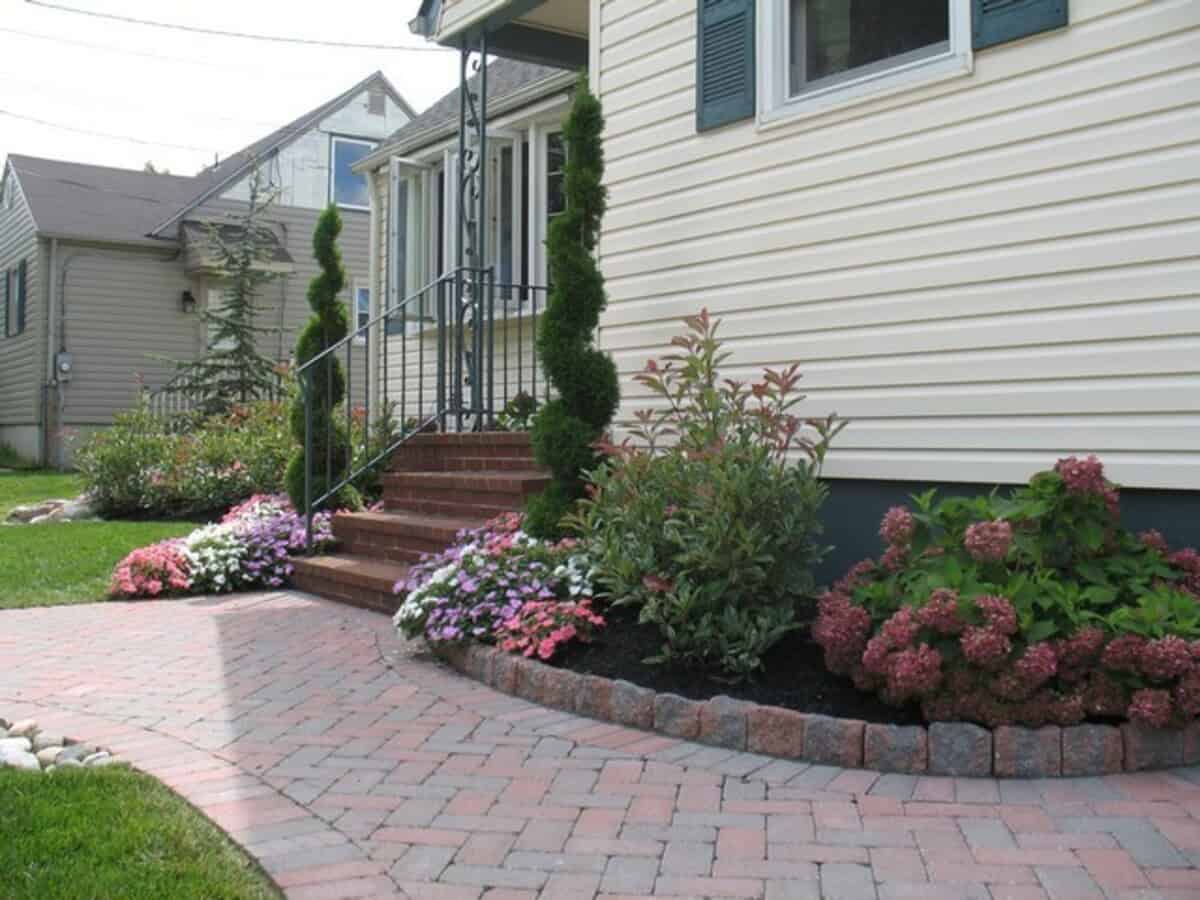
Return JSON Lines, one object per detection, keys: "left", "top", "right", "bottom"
{"left": 393, "top": 512, "right": 603, "bottom": 657}
{"left": 110, "top": 495, "right": 332, "bottom": 599}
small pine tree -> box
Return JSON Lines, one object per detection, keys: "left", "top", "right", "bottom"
{"left": 285, "top": 205, "right": 361, "bottom": 512}
{"left": 525, "top": 76, "right": 620, "bottom": 538}
{"left": 171, "top": 164, "right": 282, "bottom": 414}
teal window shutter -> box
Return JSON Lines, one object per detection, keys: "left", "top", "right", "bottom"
{"left": 16, "top": 259, "right": 26, "bottom": 334}
{"left": 973, "top": 0, "right": 1068, "bottom": 50}
{"left": 697, "top": 0, "right": 755, "bottom": 132}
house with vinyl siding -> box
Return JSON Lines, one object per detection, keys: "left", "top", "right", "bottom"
{"left": 0, "top": 71, "right": 413, "bottom": 467}
{"left": 362, "top": 0, "right": 1199, "bottom": 564}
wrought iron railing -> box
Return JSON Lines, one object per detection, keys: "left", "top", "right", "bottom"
{"left": 298, "top": 265, "right": 549, "bottom": 547}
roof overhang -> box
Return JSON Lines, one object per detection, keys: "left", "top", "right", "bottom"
{"left": 411, "top": 0, "right": 587, "bottom": 69}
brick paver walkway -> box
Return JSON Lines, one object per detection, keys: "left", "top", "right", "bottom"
{"left": 4, "top": 593, "right": 1200, "bottom": 900}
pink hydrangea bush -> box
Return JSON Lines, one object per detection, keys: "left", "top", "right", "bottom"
{"left": 814, "top": 456, "right": 1200, "bottom": 728}
{"left": 110, "top": 540, "right": 192, "bottom": 599}
{"left": 393, "top": 513, "right": 601, "bottom": 656}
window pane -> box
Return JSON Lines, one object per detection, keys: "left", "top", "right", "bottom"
{"left": 790, "top": 0, "right": 949, "bottom": 95}
{"left": 357, "top": 287, "right": 370, "bottom": 330}
{"left": 333, "top": 139, "right": 374, "bottom": 208}
{"left": 546, "top": 132, "right": 566, "bottom": 222}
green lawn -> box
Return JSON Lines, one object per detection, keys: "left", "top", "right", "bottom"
{"left": 0, "top": 471, "right": 197, "bottom": 609}
{"left": 0, "top": 471, "right": 82, "bottom": 517}
{"left": 0, "top": 767, "right": 281, "bottom": 900}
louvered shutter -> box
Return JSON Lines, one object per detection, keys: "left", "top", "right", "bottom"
{"left": 973, "top": 0, "right": 1067, "bottom": 50}
{"left": 696, "top": 0, "right": 755, "bottom": 132}
{"left": 16, "top": 259, "right": 26, "bottom": 334}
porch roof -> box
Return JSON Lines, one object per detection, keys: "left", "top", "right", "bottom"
{"left": 355, "top": 58, "right": 573, "bottom": 170}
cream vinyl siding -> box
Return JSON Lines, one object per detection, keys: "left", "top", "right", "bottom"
{"left": 0, "top": 175, "right": 43, "bottom": 430}
{"left": 56, "top": 245, "right": 194, "bottom": 425}
{"left": 594, "top": 0, "right": 1200, "bottom": 490}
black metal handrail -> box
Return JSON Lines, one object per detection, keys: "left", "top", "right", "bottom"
{"left": 299, "top": 266, "right": 549, "bottom": 548}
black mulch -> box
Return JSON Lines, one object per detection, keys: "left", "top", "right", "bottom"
{"left": 550, "top": 601, "right": 923, "bottom": 726}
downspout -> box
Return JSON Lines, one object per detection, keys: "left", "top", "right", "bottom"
{"left": 41, "top": 237, "right": 57, "bottom": 468}
{"left": 55, "top": 251, "right": 92, "bottom": 470}
{"left": 365, "top": 166, "right": 380, "bottom": 416}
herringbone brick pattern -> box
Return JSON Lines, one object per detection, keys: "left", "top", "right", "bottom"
{"left": 4, "top": 592, "right": 1200, "bottom": 899}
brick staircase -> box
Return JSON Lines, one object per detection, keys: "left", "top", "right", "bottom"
{"left": 291, "top": 432, "right": 549, "bottom": 614}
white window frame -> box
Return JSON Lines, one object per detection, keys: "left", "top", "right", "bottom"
{"left": 329, "top": 136, "right": 376, "bottom": 211}
{"left": 353, "top": 282, "right": 371, "bottom": 343}
{"left": 758, "top": 0, "right": 972, "bottom": 128}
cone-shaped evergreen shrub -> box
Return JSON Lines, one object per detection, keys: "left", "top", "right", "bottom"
{"left": 285, "top": 205, "right": 361, "bottom": 511}
{"left": 525, "top": 76, "right": 620, "bottom": 538}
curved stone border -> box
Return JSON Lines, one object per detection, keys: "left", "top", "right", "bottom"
{"left": 435, "top": 643, "right": 1200, "bottom": 778}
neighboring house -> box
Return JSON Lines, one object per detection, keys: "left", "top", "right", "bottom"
{"left": 377, "top": 0, "right": 1199, "bottom": 561}
{"left": 0, "top": 71, "right": 413, "bottom": 467}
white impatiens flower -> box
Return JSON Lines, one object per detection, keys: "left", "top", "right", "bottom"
{"left": 183, "top": 523, "right": 246, "bottom": 594}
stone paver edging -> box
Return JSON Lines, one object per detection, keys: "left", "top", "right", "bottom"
{"left": 7, "top": 591, "right": 1200, "bottom": 900}
{"left": 436, "top": 643, "right": 1200, "bottom": 778}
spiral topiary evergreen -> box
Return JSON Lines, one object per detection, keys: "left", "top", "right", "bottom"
{"left": 286, "top": 205, "right": 361, "bottom": 512}
{"left": 525, "top": 76, "right": 620, "bottom": 539}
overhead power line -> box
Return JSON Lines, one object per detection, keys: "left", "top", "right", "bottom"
{"left": 24, "top": 0, "right": 452, "bottom": 51}
{"left": 0, "top": 108, "right": 217, "bottom": 152}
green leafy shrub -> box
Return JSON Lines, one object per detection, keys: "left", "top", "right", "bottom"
{"left": 495, "top": 392, "right": 537, "bottom": 432}
{"left": 77, "top": 394, "right": 292, "bottom": 519}
{"left": 814, "top": 456, "right": 1200, "bottom": 728}
{"left": 568, "top": 309, "right": 843, "bottom": 677}
{"left": 285, "top": 205, "right": 360, "bottom": 512}
{"left": 526, "top": 76, "right": 620, "bottom": 538}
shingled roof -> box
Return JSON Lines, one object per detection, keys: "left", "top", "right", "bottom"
{"left": 6, "top": 154, "right": 209, "bottom": 245}
{"left": 376, "top": 58, "right": 570, "bottom": 158}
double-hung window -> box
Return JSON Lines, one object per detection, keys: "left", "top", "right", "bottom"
{"left": 4, "top": 261, "right": 26, "bottom": 338}
{"left": 763, "top": 0, "right": 971, "bottom": 122}
{"left": 330, "top": 137, "right": 375, "bottom": 210}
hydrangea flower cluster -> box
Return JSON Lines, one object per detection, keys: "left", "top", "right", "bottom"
{"left": 109, "top": 494, "right": 333, "bottom": 599}
{"left": 393, "top": 512, "right": 602, "bottom": 660}
{"left": 814, "top": 455, "right": 1200, "bottom": 729}
{"left": 963, "top": 520, "right": 1013, "bottom": 563}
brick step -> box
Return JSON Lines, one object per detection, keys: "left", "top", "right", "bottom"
{"left": 382, "top": 471, "right": 550, "bottom": 518}
{"left": 291, "top": 555, "right": 409, "bottom": 615}
{"left": 388, "top": 432, "right": 536, "bottom": 472}
{"left": 333, "top": 510, "right": 485, "bottom": 565}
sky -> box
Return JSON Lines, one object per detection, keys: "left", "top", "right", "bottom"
{"left": 0, "top": 0, "right": 462, "bottom": 175}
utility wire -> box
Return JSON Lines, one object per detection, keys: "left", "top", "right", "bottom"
{"left": 24, "top": 0, "right": 452, "bottom": 51}
{"left": 0, "top": 108, "right": 218, "bottom": 152}
{"left": 0, "top": 26, "right": 348, "bottom": 75}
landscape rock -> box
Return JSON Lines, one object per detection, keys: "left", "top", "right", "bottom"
{"left": 57, "top": 744, "right": 98, "bottom": 764}
{"left": 5, "top": 496, "right": 95, "bottom": 525}
{"left": 0, "top": 737, "right": 33, "bottom": 754}
{"left": 8, "top": 719, "right": 38, "bottom": 738}
{"left": 56, "top": 758, "right": 84, "bottom": 769}
{"left": 83, "top": 752, "right": 112, "bottom": 767}
{"left": 0, "top": 747, "right": 41, "bottom": 771}
{"left": 32, "top": 732, "right": 64, "bottom": 752}
{"left": 35, "top": 746, "right": 63, "bottom": 767}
